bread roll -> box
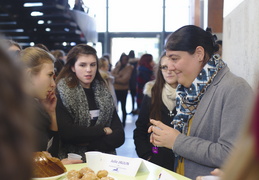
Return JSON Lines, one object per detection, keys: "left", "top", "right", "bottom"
{"left": 97, "top": 170, "right": 108, "bottom": 178}
{"left": 33, "top": 151, "right": 67, "bottom": 178}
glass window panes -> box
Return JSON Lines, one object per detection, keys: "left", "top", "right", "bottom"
{"left": 165, "top": 0, "right": 191, "bottom": 32}
{"left": 92, "top": 0, "right": 107, "bottom": 32}
{"left": 108, "top": 0, "right": 163, "bottom": 32}
{"left": 69, "top": 0, "right": 192, "bottom": 33}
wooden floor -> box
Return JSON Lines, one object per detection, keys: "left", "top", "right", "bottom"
{"left": 116, "top": 93, "right": 139, "bottom": 158}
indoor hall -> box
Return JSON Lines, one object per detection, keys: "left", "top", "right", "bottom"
{"left": 116, "top": 92, "right": 138, "bottom": 158}
{"left": 1, "top": 0, "right": 259, "bottom": 180}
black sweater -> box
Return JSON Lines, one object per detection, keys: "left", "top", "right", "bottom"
{"left": 133, "top": 95, "right": 176, "bottom": 171}
{"left": 32, "top": 99, "right": 59, "bottom": 157}
{"left": 56, "top": 89, "right": 125, "bottom": 159}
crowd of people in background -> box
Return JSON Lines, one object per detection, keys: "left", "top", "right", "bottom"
{"left": 1, "top": 24, "right": 258, "bottom": 180}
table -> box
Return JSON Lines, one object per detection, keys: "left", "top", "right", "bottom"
{"left": 65, "top": 163, "right": 191, "bottom": 180}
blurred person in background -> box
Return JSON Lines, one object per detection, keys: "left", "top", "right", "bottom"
{"left": 197, "top": 90, "right": 259, "bottom": 180}
{"left": 134, "top": 52, "right": 177, "bottom": 171}
{"left": 73, "top": 0, "right": 84, "bottom": 11}
{"left": 98, "top": 56, "right": 117, "bottom": 110}
{"left": 52, "top": 49, "right": 66, "bottom": 76}
{"left": 220, "top": 90, "right": 258, "bottom": 180}
{"left": 0, "top": 42, "right": 33, "bottom": 180}
{"left": 128, "top": 50, "right": 139, "bottom": 115}
{"left": 4, "top": 39, "right": 22, "bottom": 52}
{"left": 215, "top": 40, "right": 222, "bottom": 58}
{"left": 103, "top": 53, "right": 112, "bottom": 72}
{"left": 136, "top": 53, "right": 155, "bottom": 113}
{"left": 112, "top": 53, "right": 133, "bottom": 127}
{"left": 34, "top": 43, "right": 50, "bottom": 52}
{"left": 3, "top": 39, "right": 22, "bottom": 60}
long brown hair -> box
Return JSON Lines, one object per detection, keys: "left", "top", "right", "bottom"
{"left": 149, "top": 52, "right": 167, "bottom": 120}
{"left": 55, "top": 44, "right": 105, "bottom": 88}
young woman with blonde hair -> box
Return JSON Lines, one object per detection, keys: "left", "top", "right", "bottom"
{"left": 20, "top": 47, "right": 58, "bottom": 155}
{"left": 20, "top": 47, "right": 83, "bottom": 164}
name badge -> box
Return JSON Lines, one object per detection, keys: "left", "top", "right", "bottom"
{"left": 89, "top": 110, "right": 100, "bottom": 119}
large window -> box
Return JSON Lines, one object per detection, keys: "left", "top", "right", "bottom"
{"left": 108, "top": 0, "right": 163, "bottom": 32}
{"left": 111, "top": 37, "right": 160, "bottom": 65}
{"left": 165, "top": 0, "right": 191, "bottom": 31}
{"left": 73, "top": 0, "right": 192, "bottom": 33}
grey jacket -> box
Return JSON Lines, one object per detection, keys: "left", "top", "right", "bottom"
{"left": 173, "top": 65, "right": 253, "bottom": 179}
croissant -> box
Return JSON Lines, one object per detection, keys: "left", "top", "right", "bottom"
{"left": 33, "top": 151, "right": 67, "bottom": 178}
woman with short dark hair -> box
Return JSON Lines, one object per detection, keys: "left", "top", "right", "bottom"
{"left": 149, "top": 25, "right": 252, "bottom": 179}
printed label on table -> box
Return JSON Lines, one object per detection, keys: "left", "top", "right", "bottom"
{"left": 85, "top": 152, "right": 149, "bottom": 176}
{"left": 102, "top": 153, "right": 149, "bottom": 176}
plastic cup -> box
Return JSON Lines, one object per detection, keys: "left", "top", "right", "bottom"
{"left": 85, "top": 151, "right": 102, "bottom": 172}
{"left": 67, "top": 153, "right": 82, "bottom": 160}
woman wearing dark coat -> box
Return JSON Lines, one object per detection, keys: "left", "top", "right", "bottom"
{"left": 55, "top": 44, "right": 125, "bottom": 160}
{"left": 136, "top": 54, "right": 155, "bottom": 111}
{"left": 134, "top": 53, "right": 177, "bottom": 171}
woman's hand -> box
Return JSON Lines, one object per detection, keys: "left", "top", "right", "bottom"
{"left": 196, "top": 168, "right": 223, "bottom": 180}
{"left": 148, "top": 119, "right": 180, "bottom": 149}
{"left": 40, "top": 91, "right": 58, "bottom": 131}
{"left": 61, "top": 158, "right": 83, "bottom": 165}
{"left": 211, "top": 168, "right": 223, "bottom": 176}
{"left": 40, "top": 91, "right": 57, "bottom": 114}
{"left": 104, "top": 127, "right": 113, "bottom": 135}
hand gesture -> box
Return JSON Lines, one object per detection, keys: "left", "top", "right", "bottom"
{"left": 148, "top": 119, "right": 180, "bottom": 149}
{"left": 61, "top": 158, "right": 83, "bottom": 165}
{"left": 40, "top": 91, "right": 57, "bottom": 115}
{"left": 104, "top": 127, "right": 113, "bottom": 135}
{"left": 196, "top": 168, "right": 223, "bottom": 180}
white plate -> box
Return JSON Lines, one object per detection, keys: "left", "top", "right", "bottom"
{"left": 63, "top": 175, "right": 116, "bottom": 180}
{"left": 32, "top": 172, "right": 67, "bottom": 180}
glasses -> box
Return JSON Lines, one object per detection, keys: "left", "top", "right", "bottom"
{"left": 160, "top": 65, "right": 169, "bottom": 72}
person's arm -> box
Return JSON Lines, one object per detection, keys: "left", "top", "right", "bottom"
{"left": 61, "top": 158, "right": 83, "bottom": 165}
{"left": 56, "top": 94, "right": 105, "bottom": 144}
{"left": 40, "top": 91, "right": 58, "bottom": 131}
{"left": 88, "top": 109, "right": 125, "bottom": 152}
{"left": 150, "top": 79, "right": 252, "bottom": 167}
{"left": 133, "top": 95, "right": 154, "bottom": 160}
{"left": 196, "top": 169, "right": 223, "bottom": 180}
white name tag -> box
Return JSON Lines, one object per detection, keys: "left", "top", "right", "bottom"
{"left": 89, "top": 110, "right": 99, "bottom": 119}
{"left": 85, "top": 152, "right": 148, "bottom": 177}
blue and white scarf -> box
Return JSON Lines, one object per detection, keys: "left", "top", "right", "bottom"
{"left": 172, "top": 54, "right": 225, "bottom": 134}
